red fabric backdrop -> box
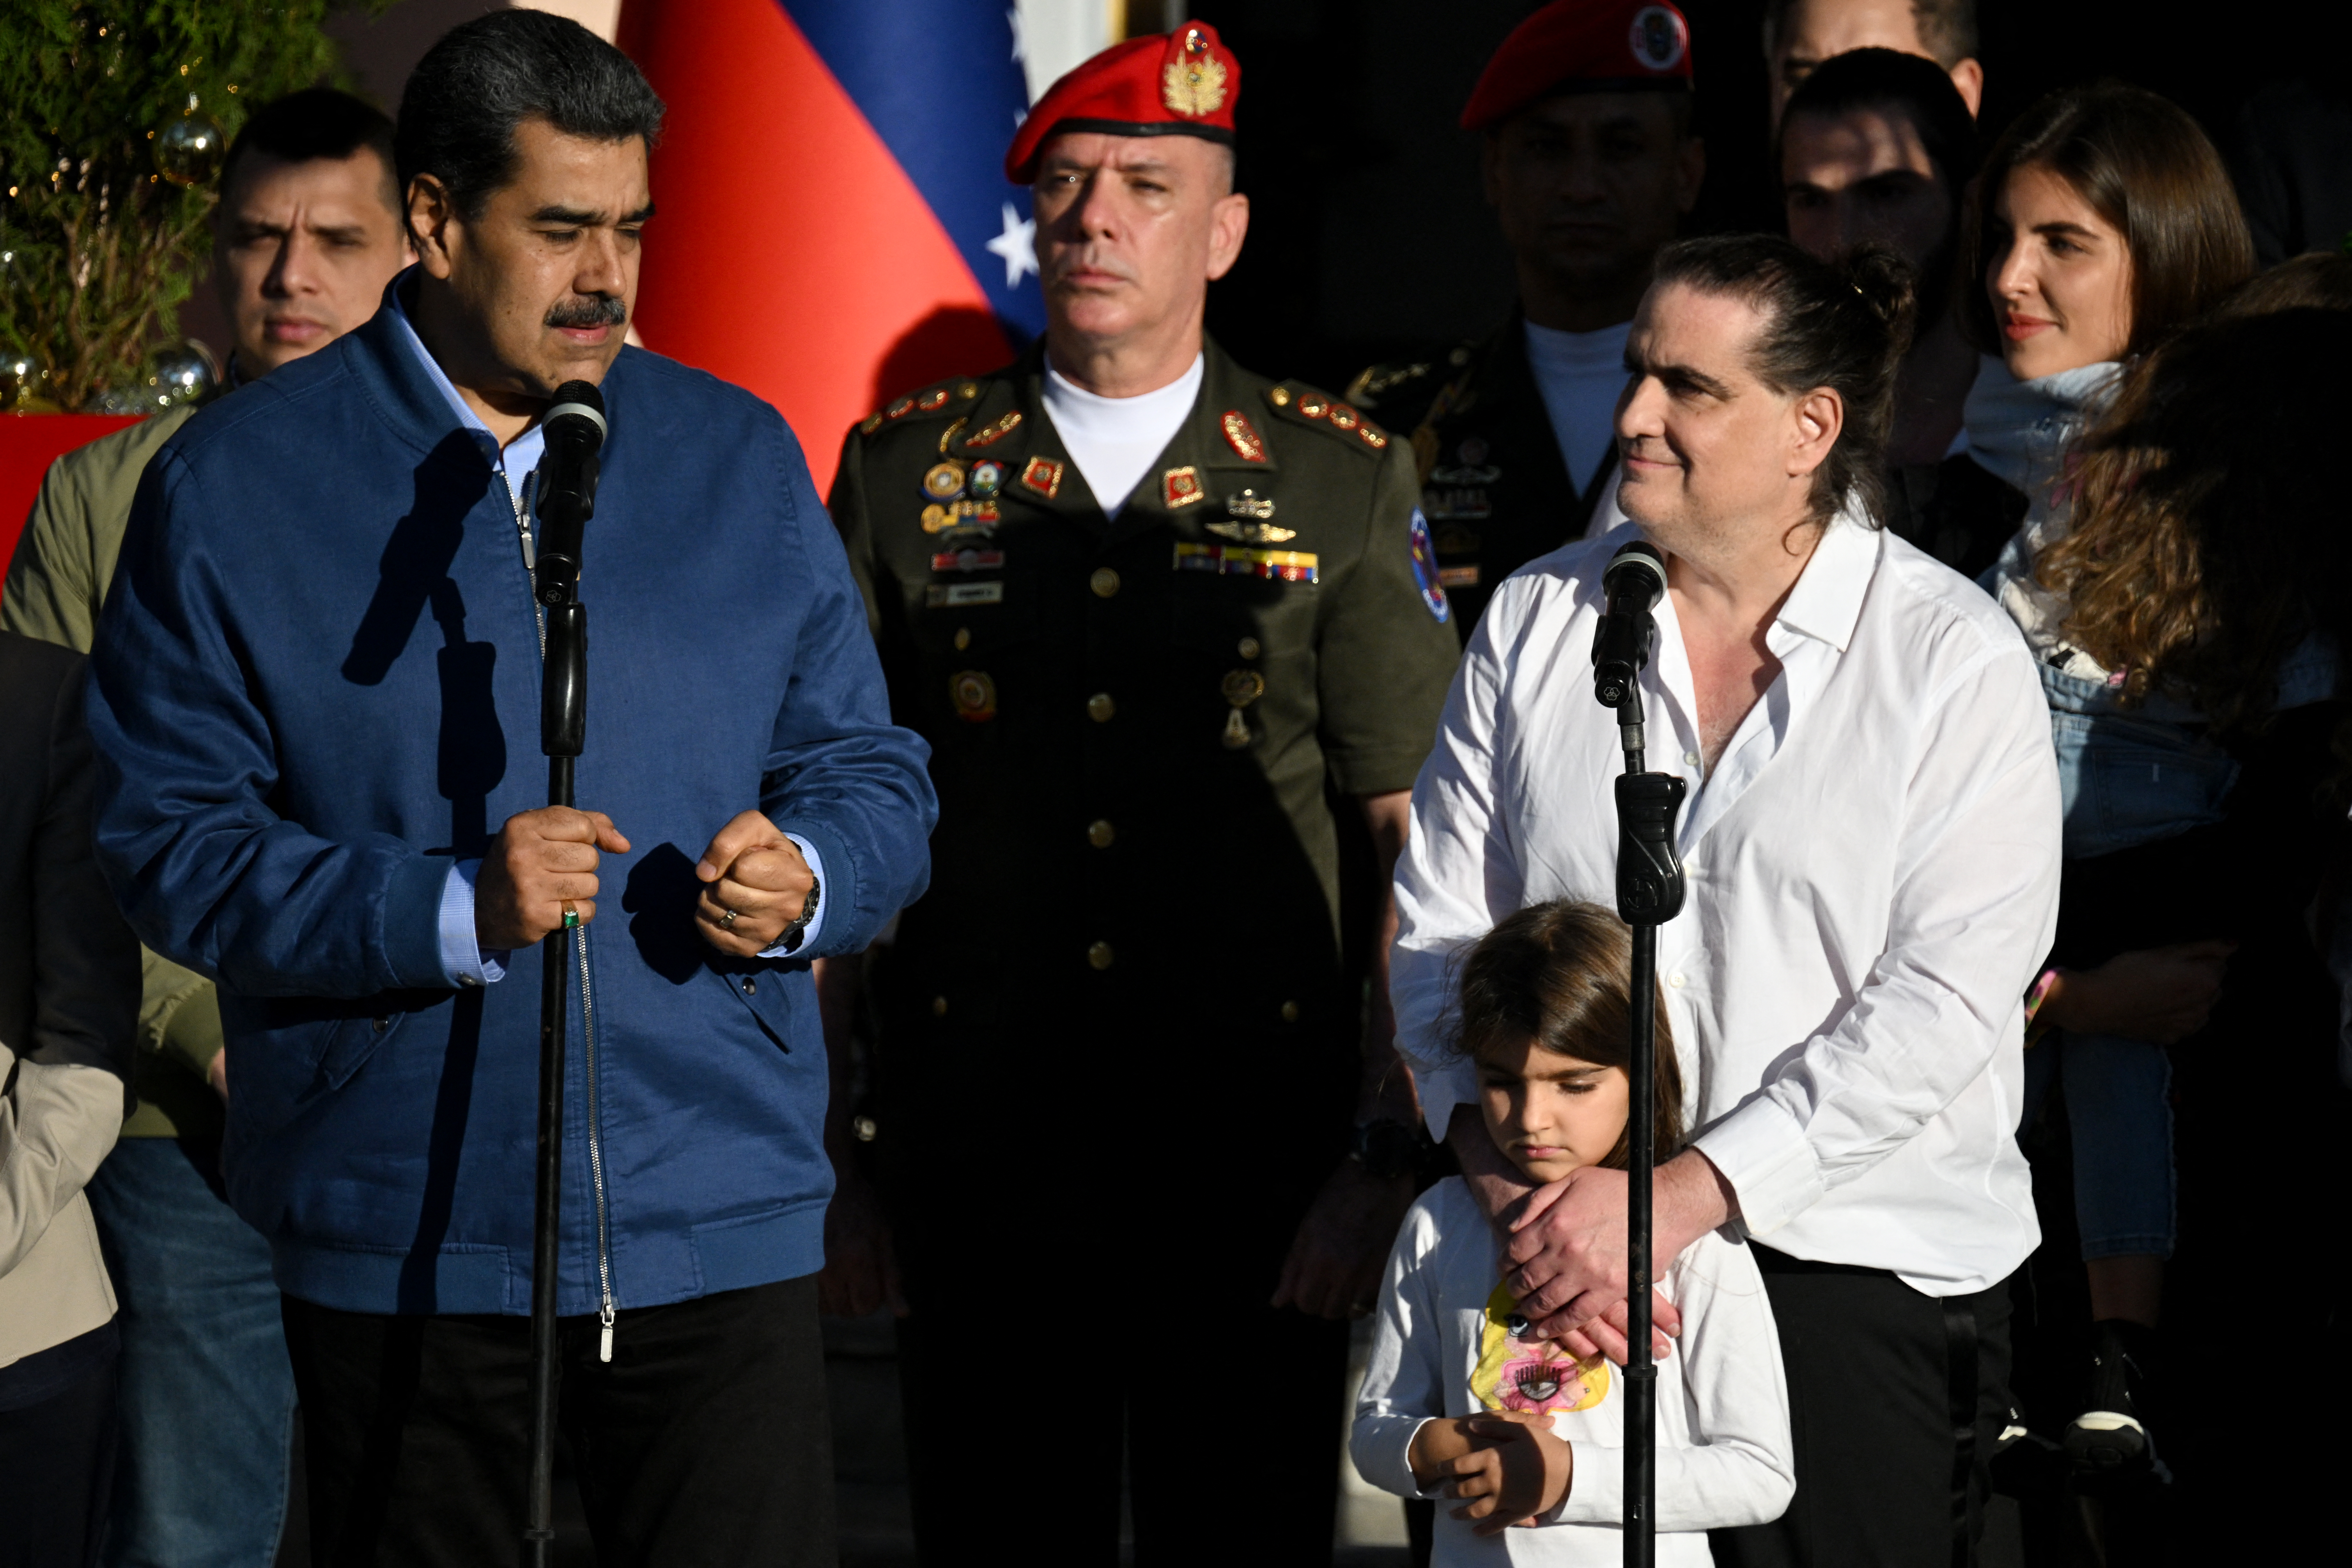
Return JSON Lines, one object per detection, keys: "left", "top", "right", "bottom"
{"left": 0, "top": 413, "right": 142, "bottom": 575}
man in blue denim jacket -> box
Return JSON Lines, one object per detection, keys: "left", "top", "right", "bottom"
{"left": 83, "top": 13, "right": 934, "bottom": 1563}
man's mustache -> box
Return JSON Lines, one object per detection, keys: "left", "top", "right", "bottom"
{"left": 546, "top": 294, "right": 627, "bottom": 329}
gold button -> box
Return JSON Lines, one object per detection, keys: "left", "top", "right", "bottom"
{"left": 1270, "top": 386, "right": 1292, "bottom": 407}
{"left": 1090, "top": 567, "right": 1120, "bottom": 598}
{"left": 1087, "top": 692, "right": 1115, "bottom": 723}
{"left": 931, "top": 995, "right": 948, "bottom": 1016}
{"left": 954, "top": 627, "right": 971, "bottom": 651}
{"left": 1279, "top": 1000, "right": 1299, "bottom": 1023}
{"left": 1238, "top": 636, "right": 1261, "bottom": 659}
{"left": 1087, "top": 941, "right": 1115, "bottom": 970}
{"left": 1087, "top": 819, "right": 1115, "bottom": 848}
{"left": 957, "top": 381, "right": 980, "bottom": 400}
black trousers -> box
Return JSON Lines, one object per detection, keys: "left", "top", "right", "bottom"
{"left": 0, "top": 1339, "right": 117, "bottom": 1568}
{"left": 1711, "top": 1250, "right": 2011, "bottom": 1568}
{"left": 282, "top": 1275, "right": 834, "bottom": 1568}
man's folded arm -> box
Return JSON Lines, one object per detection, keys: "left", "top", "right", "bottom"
{"left": 1693, "top": 649, "right": 2063, "bottom": 1235}
{"left": 85, "top": 457, "right": 457, "bottom": 1000}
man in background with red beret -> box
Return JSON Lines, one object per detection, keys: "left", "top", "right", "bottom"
{"left": 1349, "top": 0, "right": 1703, "bottom": 640}
{"left": 822, "top": 22, "right": 1460, "bottom": 1566}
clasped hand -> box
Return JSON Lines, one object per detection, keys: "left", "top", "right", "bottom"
{"left": 1407, "top": 1409, "right": 1575, "bottom": 1535}
{"left": 474, "top": 806, "right": 810, "bottom": 956}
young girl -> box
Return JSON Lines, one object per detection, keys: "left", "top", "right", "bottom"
{"left": 1351, "top": 901, "right": 1792, "bottom": 1564}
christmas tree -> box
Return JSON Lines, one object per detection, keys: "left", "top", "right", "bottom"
{"left": 0, "top": 2, "right": 345, "bottom": 411}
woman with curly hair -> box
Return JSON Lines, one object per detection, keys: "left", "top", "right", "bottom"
{"left": 2010, "top": 270, "right": 2352, "bottom": 1483}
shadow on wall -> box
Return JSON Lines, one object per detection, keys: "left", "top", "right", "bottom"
{"left": 868, "top": 306, "right": 1020, "bottom": 413}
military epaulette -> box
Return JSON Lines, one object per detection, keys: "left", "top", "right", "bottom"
{"left": 1263, "top": 382, "right": 1391, "bottom": 455}
{"left": 1342, "top": 360, "right": 1433, "bottom": 411}
{"left": 856, "top": 374, "right": 989, "bottom": 436}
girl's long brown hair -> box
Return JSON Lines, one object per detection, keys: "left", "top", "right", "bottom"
{"left": 1451, "top": 900, "right": 1685, "bottom": 1172}
{"left": 2037, "top": 289, "right": 2352, "bottom": 732}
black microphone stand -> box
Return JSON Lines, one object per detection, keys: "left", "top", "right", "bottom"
{"left": 524, "top": 384, "right": 601, "bottom": 1568}
{"left": 1592, "top": 546, "right": 1686, "bottom": 1568}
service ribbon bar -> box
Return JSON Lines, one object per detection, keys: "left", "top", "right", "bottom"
{"left": 1173, "top": 542, "right": 1320, "bottom": 584}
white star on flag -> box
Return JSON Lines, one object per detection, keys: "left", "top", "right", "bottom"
{"left": 986, "top": 201, "right": 1037, "bottom": 288}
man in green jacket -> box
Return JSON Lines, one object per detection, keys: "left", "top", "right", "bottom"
{"left": 0, "top": 87, "right": 409, "bottom": 1568}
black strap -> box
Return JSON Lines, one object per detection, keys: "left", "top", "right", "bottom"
{"left": 1942, "top": 1298, "right": 1980, "bottom": 1568}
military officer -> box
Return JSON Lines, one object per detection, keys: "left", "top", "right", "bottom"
{"left": 824, "top": 24, "right": 1459, "bottom": 1567}
{"left": 1349, "top": 0, "right": 1704, "bottom": 639}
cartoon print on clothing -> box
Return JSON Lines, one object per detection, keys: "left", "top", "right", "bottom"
{"left": 1469, "top": 1278, "right": 1610, "bottom": 1417}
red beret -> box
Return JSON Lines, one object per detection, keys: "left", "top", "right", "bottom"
{"left": 1005, "top": 21, "right": 1241, "bottom": 184}
{"left": 1461, "top": 0, "right": 1693, "bottom": 132}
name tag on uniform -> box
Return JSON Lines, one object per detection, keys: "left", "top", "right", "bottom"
{"left": 1173, "top": 542, "right": 1319, "bottom": 584}
{"left": 927, "top": 582, "right": 1004, "bottom": 607}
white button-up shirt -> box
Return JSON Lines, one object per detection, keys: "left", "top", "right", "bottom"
{"left": 1391, "top": 509, "right": 2061, "bottom": 1296}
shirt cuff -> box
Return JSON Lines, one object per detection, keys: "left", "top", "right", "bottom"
{"left": 1691, "top": 1093, "right": 1823, "bottom": 1238}
{"left": 438, "top": 860, "right": 509, "bottom": 988}
{"left": 756, "top": 834, "right": 827, "bottom": 959}
{"left": 1551, "top": 1439, "right": 1621, "bottom": 1524}
{"left": 1352, "top": 1414, "right": 1438, "bottom": 1500}
{"left": 1409, "top": 1053, "right": 1480, "bottom": 1145}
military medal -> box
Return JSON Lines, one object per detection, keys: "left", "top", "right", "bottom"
{"left": 1020, "top": 456, "right": 1064, "bottom": 498}
{"left": 949, "top": 670, "right": 997, "bottom": 723}
{"left": 1220, "top": 668, "right": 1264, "bottom": 749}
{"left": 1220, "top": 410, "right": 1267, "bottom": 463}
{"left": 1173, "top": 542, "right": 1318, "bottom": 583}
{"left": 970, "top": 461, "right": 1004, "bottom": 497}
{"left": 1163, "top": 466, "right": 1205, "bottom": 509}
{"left": 963, "top": 411, "right": 1023, "bottom": 448}
{"left": 931, "top": 548, "right": 1005, "bottom": 573}
{"left": 921, "top": 504, "right": 955, "bottom": 533}
{"left": 922, "top": 461, "right": 966, "bottom": 501}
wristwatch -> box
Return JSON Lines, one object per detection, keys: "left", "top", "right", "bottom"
{"left": 777, "top": 865, "right": 822, "bottom": 953}
{"left": 1349, "top": 1116, "right": 1427, "bottom": 1181}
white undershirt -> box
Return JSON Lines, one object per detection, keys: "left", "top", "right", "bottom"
{"left": 1041, "top": 353, "right": 1205, "bottom": 517}
{"left": 1523, "top": 318, "right": 1633, "bottom": 495}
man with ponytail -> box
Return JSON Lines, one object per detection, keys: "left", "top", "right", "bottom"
{"left": 1393, "top": 235, "right": 2061, "bottom": 1565}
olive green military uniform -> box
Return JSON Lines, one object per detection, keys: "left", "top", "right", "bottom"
{"left": 829, "top": 338, "right": 1456, "bottom": 1565}
{"left": 1350, "top": 311, "right": 1618, "bottom": 643}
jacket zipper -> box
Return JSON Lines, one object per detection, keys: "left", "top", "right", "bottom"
{"left": 509, "top": 469, "right": 620, "bottom": 1362}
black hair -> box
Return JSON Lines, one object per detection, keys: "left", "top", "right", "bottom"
{"left": 394, "top": 8, "right": 665, "bottom": 229}
{"left": 1651, "top": 234, "right": 1917, "bottom": 527}
{"left": 1779, "top": 46, "right": 1978, "bottom": 193}
{"left": 1763, "top": 0, "right": 1979, "bottom": 69}
{"left": 1450, "top": 901, "right": 1685, "bottom": 1172}
{"left": 218, "top": 88, "right": 398, "bottom": 213}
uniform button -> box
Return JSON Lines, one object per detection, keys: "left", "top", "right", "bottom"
{"left": 372, "top": 1016, "right": 390, "bottom": 1032}
{"left": 1087, "top": 819, "right": 1116, "bottom": 848}
{"left": 931, "top": 995, "right": 948, "bottom": 1016}
{"left": 1279, "top": 1000, "right": 1299, "bottom": 1023}
{"left": 852, "top": 1115, "right": 879, "bottom": 1142}
{"left": 744, "top": 978, "right": 757, "bottom": 995}
{"left": 1087, "top": 692, "right": 1116, "bottom": 723}
{"left": 954, "top": 627, "right": 971, "bottom": 651}
{"left": 1238, "top": 636, "right": 1261, "bottom": 659}
{"left": 1683, "top": 752, "right": 1700, "bottom": 767}
{"left": 1087, "top": 941, "right": 1115, "bottom": 970}
{"left": 1090, "top": 567, "right": 1121, "bottom": 598}
{"left": 1667, "top": 973, "right": 1687, "bottom": 989}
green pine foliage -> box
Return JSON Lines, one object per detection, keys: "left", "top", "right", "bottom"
{"left": 0, "top": 3, "right": 342, "bottom": 410}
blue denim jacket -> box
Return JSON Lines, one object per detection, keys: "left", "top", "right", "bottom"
{"left": 2045, "top": 638, "right": 2336, "bottom": 859}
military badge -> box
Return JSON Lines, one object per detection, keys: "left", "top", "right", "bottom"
{"left": 858, "top": 412, "right": 884, "bottom": 435}
{"left": 963, "top": 411, "right": 1023, "bottom": 448}
{"left": 1440, "top": 566, "right": 1481, "bottom": 589}
{"left": 885, "top": 396, "right": 915, "bottom": 420}
{"left": 970, "top": 461, "right": 1004, "bottom": 497}
{"left": 957, "top": 382, "right": 981, "bottom": 400}
{"left": 1163, "top": 26, "right": 1228, "bottom": 117}
{"left": 1408, "top": 506, "right": 1450, "bottom": 623}
{"left": 1163, "top": 466, "right": 1206, "bottom": 509}
{"left": 917, "top": 387, "right": 952, "bottom": 411}
{"left": 1225, "top": 489, "right": 1276, "bottom": 520}
{"left": 1174, "top": 543, "right": 1318, "bottom": 584}
{"left": 956, "top": 500, "right": 1001, "bottom": 527}
{"left": 928, "top": 582, "right": 1004, "bottom": 607}
{"left": 922, "top": 462, "right": 966, "bottom": 501}
{"left": 921, "top": 504, "right": 955, "bottom": 534}
{"left": 1359, "top": 427, "right": 1389, "bottom": 449}
{"left": 938, "top": 417, "right": 968, "bottom": 455}
{"left": 932, "top": 548, "right": 1006, "bottom": 574}
{"left": 1328, "top": 403, "right": 1360, "bottom": 431}
{"left": 1020, "top": 456, "right": 1063, "bottom": 498}
{"left": 949, "top": 670, "right": 998, "bottom": 723}
{"left": 1296, "top": 396, "right": 1328, "bottom": 420}
{"left": 1220, "top": 410, "right": 1267, "bottom": 463}
{"left": 1208, "top": 521, "right": 1297, "bottom": 545}
{"left": 1629, "top": 5, "right": 1689, "bottom": 72}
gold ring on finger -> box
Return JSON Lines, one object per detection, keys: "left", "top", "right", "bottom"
{"left": 719, "top": 904, "right": 739, "bottom": 929}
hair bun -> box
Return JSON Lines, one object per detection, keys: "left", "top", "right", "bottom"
{"left": 1840, "top": 245, "right": 1919, "bottom": 363}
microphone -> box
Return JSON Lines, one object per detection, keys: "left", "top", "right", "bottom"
{"left": 1590, "top": 540, "right": 1668, "bottom": 709}
{"left": 534, "top": 379, "right": 607, "bottom": 608}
